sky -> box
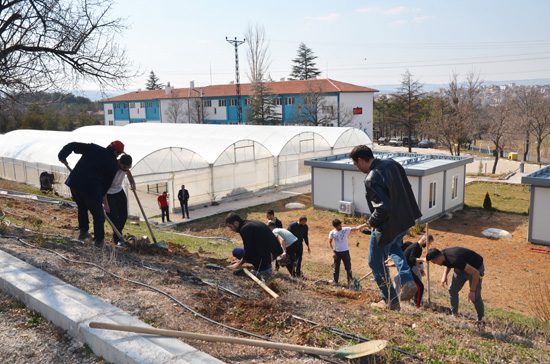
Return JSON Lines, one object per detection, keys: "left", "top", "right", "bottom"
{"left": 100, "top": 0, "right": 550, "bottom": 91}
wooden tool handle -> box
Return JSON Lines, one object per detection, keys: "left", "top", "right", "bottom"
{"left": 242, "top": 268, "right": 279, "bottom": 299}
{"left": 89, "top": 322, "right": 334, "bottom": 356}
{"left": 131, "top": 189, "right": 157, "bottom": 244}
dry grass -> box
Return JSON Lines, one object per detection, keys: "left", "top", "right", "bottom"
{"left": 531, "top": 282, "right": 550, "bottom": 323}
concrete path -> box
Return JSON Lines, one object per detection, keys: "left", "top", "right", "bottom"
{"left": 152, "top": 184, "right": 311, "bottom": 228}
{"left": 0, "top": 249, "right": 223, "bottom": 364}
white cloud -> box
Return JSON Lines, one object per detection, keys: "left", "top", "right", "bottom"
{"left": 413, "top": 15, "right": 434, "bottom": 24}
{"left": 390, "top": 19, "right": 408, "bottom": 27}
{"left": 305, "top": 13, "right": 340, "bottom": 22}
{"left": 356, "top": 6, "right": 411, "bottom": 15}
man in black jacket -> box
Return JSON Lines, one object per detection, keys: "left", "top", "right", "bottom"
{"left": 225, "top": 212, "right": 283, "bottom": 276}
{"left": 58, "top": 141, "right": 123, "bottom": 247}
{"left": 177, "top": 185, "right": 190, "bottom": 219}
{"left": 350, "top": 145, "right": 422, "bottom": 310}
{"left": 287, "top": 216, "right": 311, "bottom": 277}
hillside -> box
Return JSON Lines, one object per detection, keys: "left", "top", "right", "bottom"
{"left": 0, "top": 180, "right": 549, "bottom": 363}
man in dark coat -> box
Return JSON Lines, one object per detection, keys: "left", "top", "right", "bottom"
{"left": 350, "top": 145, "right": 422, "bottom": 310}
{"left": 58, "top": 140, "right": 124, "bottom": 247}
{"left": 177, "top": 185, "right": 190, "bottom": 219}
{"left": 225, "top": 212, "right": 283, "bottom": 276}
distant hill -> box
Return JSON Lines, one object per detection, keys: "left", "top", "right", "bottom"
{"left": 370, "top": 78, "right": 550, "bottom": 94}
{"left": 69, "top": 89, "right": 128, "bottom": 102}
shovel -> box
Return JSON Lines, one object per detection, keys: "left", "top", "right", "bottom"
{"left": 103, "top": 211, "right": 129, "bottom": 245}
{"left": 89, "top": 322, "right": 387, "bottom": 359}
{"left": 131, "top": 189, "right": 158, "bottom": 245}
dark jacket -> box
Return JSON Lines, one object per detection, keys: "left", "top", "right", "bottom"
{"left": 365, "top": 158, "right": 422, "bottom": 246}
{"left": 287, "top": 221, "right": 309, "bottom": 247}
{"left": 177, "top": 189, "right": 189, "bottom": 202}
{"left": 58, "top": 142, "right": 118, "bottom": 199}
{"left": 238, "top": 220, "right": 283, "bottom": 271}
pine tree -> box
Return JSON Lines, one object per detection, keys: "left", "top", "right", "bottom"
{"left": 483, "top": 192, "right": 493, "bottom": 210}
{"left": 290, "top": 43, "right": 321, "bottom": 80}
{"left": 145, "top": 70, "right": 163, "bottom": 90}
{"left": 247, "top": 81, "right": 281, "bottom": 125}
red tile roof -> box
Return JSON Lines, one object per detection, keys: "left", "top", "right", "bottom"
{"left": 103, "top": 79, "right": 378, "bottom": 102}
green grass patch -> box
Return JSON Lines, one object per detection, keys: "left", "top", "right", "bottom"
{"left": 464, "top": 182, "right": 530, "bottom": 214}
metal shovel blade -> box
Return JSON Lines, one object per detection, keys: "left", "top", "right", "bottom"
{"left": 334, "top": 340, "right": 388, "bottom": 359}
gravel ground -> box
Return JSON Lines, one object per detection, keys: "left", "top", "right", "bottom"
{"left": 0, "top": 290, "right": 102, "bottom": 364}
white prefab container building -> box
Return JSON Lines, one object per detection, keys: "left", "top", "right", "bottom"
{"left": 521, "top": 165, "right": 550, "bottom": 246}
{"left": 0, "top": 124, "right": 371, "bottom": 218}
{"left": 304, "top": 152, "right": 473, "bottom": 223}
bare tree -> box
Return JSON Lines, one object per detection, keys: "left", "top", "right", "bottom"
{"left": 515, "top": 87, "right": 538, "bottom": 161}
{"left": 297, "top": 84, "right": 334, "bottom": 126}
{"left": 166, "top": 99, "right": 186, "bottom": 123}
{"left": 395, "top": 70, "right": 423, "bottom": 152}
{"left": 185, "top": 98, "right": 208, "bottom": 124}
{"left": 244, "top": 24, "right": 279, "bottom": 124}
{"left": 0, "top": 0, "right": 132, "bottom": 96}
{"left": 423, "top": 96, "right": 456, "bottom": 154}
{"left": 440, "top": 72, "right": 483, "bottom": 155}
{"left": 484, "top": 98, "right": 515, "bottom": 173}
{"left": 531, "top": 96, "right": 550, "bottom": 163}
{"left": 244, "top": 24, "right": 270, "bottom": 83}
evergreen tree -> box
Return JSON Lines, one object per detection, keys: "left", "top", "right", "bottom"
{"left": 247, "top": 81, "right": 281, "bottom": 125}
{"left": 145, "top": 70, "right": 163, "bottom": 90}
{"left": 290, "top": 43, "right": 321, "bottom": 80}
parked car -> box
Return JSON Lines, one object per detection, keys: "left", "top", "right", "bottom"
{"left": 388, "top": 137, "right": 403, "bottom": 146}
{"left": 418, "top": 139, "right": 435, "bottom": 148}
{"left": 402, "top": 136, "right": 419, "bottom": 147}
{"left": 377, "top": 136, "right": 389, "bottom": 145}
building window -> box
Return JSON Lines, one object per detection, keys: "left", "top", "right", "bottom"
{"left": 108, "top": 120, "right": 114, "bottom": 125}
{"left": 129, "top": 103, "right": 135, "bottom": 108}
{"left": 140, "top": 102, "right": 145, "bottom": 108}
{"left": 219, "top": 99, "right": 226, "bottom": 107}
{"left": 451, "top": 175, "right": 459, "bottom": 199}
{"left": 285, "top": 97, "right": 295, "bottom": 105}
{"left": 229, "top": 98, "right": 237, "bottom": 106}
{"left": 245, "top": 98, "right": 252, "bottom": 106}
{"left": 114, "top": 103, "right": 119, "bottom": 109}
{"left": 203, "top": 100, "right": 212, "bottom": 107}
{"left": 214, "top": 107, "right": 217, "bottom": 114}
{"left": 322, "top": 105, "right": 334, "bottom": 116}
{"left": 274, "top": 98, "right": 282, "bottom": 105}
{"left": 123, "top": 103, "right": 128, "bottom": 108}
{"left": 107, "top": 109, "right": 113, "bottom": 115}
{"left": 429, "top": 182, "right": 437, "bottom": 208}
{"left": 147, "top": 101, "right": 153, "bottom": 107}
{"left": 297, "top": 105, "right": 302, "bottom": 113}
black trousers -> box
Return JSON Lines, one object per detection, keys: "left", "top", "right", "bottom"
{"left": 161, "top": 206, "right": 170, "bottom": 222}
{"left": 286, "top": 241, "right": 300, "bottom": 277}
{"left": 334, "top": 250, "right": 353, "bottom": 284}
{"left": 106, "top": 190, "right": 128, "bottom": 242}
{"left": 179, "top": 199, "right": 189, "bottom": 218}
{"left": 294, "top": 242, "right": 304, "bottom": 277}
{"left": 412, "top": 270, "right": 424, "bottom": 307}
{"left": 71, "top": 187, "right": 104, "bottom": 242}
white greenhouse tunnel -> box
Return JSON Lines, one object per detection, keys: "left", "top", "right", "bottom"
{"left": 0, "top": 124, "right": 372, "bottom": 218}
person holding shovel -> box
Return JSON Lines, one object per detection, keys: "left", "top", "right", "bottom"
{"left": 103, "top": 154, "right": 136, "bottom": 246}
{"left": 58, "top": 140, "right": 124, "bottom": 248}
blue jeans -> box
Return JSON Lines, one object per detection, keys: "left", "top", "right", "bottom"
{"left": 368, "top": 230, "right": 414, "bottom": 305}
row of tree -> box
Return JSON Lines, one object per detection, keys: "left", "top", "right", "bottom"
{"left": 375, "top": 71, "right": 550, "bottom": 172}
{"left": 0, "top": 92, "right": 102, "bottom": 133}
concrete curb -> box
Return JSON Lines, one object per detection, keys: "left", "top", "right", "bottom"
{"left": 0, "top": 249, "right": 223, "bottom": 364}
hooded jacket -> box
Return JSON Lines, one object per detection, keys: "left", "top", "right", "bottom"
{"left": 365, "top": 158, "right": 422, "bottom": 246}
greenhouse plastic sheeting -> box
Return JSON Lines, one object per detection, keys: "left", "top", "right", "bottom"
{"left": 0, "top": 124, "right": 371, "bottom": 218}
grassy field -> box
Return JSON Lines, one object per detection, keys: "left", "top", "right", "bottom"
{"left": 464, "top": 182, "right": 530, "bottom": 214}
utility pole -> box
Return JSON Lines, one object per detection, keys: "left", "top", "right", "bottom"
{"left": 226, "top": 36, "right": 246, "bottom": 124}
